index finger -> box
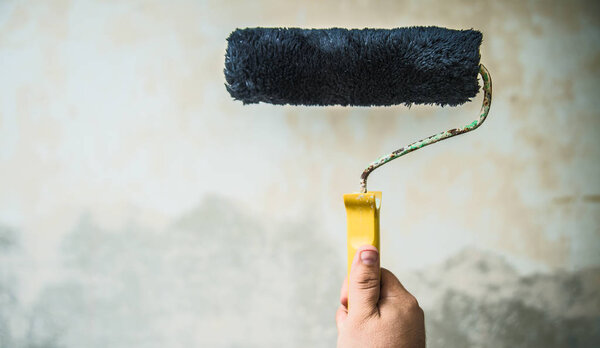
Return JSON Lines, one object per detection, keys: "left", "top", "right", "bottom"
{"left": 379, "top": 268, "right": 410, "bottom": 300}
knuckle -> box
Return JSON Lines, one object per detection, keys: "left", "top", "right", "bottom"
{"left": 413, "top": 303, "right": 425, "bottom": 319}
{"left": 401, "top": 295, "right": 423, "bottom": 317}
{"left": 406, "top": 295, "right": 420, "bottom": 309}
{"left": 355, "top": 273, "right": 379, "bottom": 290}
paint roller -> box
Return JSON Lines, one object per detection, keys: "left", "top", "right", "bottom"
{"left": 223, "top": 26, "right": 492, "bottom": 294}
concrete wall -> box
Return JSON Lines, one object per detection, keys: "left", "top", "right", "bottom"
{"left": 1, "top": 0, "right": 599, "bottom": 346}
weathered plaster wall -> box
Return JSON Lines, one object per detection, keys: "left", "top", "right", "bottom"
{"left": 1, "top": 0, "right": 599, "bottom": 347}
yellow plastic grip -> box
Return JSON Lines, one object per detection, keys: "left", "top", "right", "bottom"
{"left": 343, "top": 191, "right": 381, "bottom": 277}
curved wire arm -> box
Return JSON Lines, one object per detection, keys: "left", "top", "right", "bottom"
{"left": 359, "top": 64, "right": 492, "bottom": 193}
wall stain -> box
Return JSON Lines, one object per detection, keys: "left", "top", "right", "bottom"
{"left": 553, "top": 196, "right": 576, "bottom": 205}
{"left": 3, "top": 217, "right": 599, "bottom": 347}
{"left": 583, "top": 195, "right": 600, "bottom": 203}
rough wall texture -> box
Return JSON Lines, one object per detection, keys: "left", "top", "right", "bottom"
{"left": 0, "top": 0, "right": 599, "bottom": 347}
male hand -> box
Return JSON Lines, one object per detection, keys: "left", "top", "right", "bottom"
{"left": 336, "top": 245, "right": 425, "bottom": 348}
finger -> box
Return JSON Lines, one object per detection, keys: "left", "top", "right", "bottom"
{"left": 379, "top": 268, "right": 421, "bottom": 317}
{"left": 379, "top": 268, "right": 409, "bottom": 300}
{"left": 348, "top": 245, "right": 380, "bottom": 320}
{"left": 335, "top": 304, "right": 348, "bottom": 331}
{"left": 340, "top": 275, "right": 349, "bottom": 308}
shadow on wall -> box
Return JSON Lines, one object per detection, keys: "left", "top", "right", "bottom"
{"left": 0, "top": 196, "right": 599, "bottom": 348}
{"left": 1, "top": 195, "right": 341, "bottom": 348}
{"left": 410, "top": 249, "right": 600, "bottom": 348}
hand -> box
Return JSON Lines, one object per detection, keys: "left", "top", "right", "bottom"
{"left": 335, "top": 245, "right": 425, "bottom": 348}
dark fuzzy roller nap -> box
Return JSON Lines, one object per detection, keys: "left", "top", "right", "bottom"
{"left": 224, "top": 27, "right": 482, "bottom": 107}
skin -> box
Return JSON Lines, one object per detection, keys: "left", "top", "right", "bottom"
{"left": 336, "top": 245, "right": 426, "bottom": 348}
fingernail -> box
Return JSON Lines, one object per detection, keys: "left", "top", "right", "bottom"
{"left": 360, "top": 250, "right": 378, "bottom": 265}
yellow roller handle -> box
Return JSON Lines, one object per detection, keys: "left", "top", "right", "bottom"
{"left": 343, "top": 192, "right": 381, "bottom": 277}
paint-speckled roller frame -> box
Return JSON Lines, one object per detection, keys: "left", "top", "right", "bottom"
{"left": 359, "top": 64, "right": 492, "bottom": 193}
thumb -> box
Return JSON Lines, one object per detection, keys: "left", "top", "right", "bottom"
{"left": 348, "top": 245, "right": 380, "bottom": 319}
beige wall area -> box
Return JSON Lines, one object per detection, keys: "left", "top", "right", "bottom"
{"left": 1, "top": 0, "right": 599, "bottom": 347}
